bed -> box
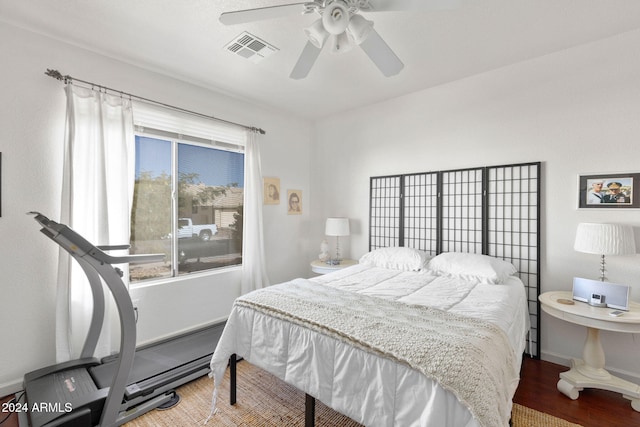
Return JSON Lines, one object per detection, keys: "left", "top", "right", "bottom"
{"left": 209, "top": 161, "right": 540, "bottom": 427}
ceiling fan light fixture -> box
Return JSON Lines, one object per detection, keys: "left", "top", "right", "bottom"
{"left": 219, "top": 0, "right": 409, "bottom": 79}
{"left": 304, "top": 19, "right": 330, "bottom": 48}
{"left": 322, "top": 2, "right": 350, "bottom": 35}
{"left": 346, "top": 14, "right": 373, "bottom": 44}
{"left": 329, "top": 32, "right": 353, "bottom": 54}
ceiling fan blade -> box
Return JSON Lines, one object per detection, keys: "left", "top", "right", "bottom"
{"left": 359, "top": 29, "right": 404, "bottom": 77}
{"left": 364, "top": 0, "right": 461, "bottom": 12}
{"left": 220, "top": 2, "right": 311, "bottom": 25}
{"left": 290, "top": 41, "right": 322, "bottom": 80}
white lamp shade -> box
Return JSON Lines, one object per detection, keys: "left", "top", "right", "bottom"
{"left": 574, "top": 223, "right": 636, "bottom": 255}
{"left": 347, "top": 14, "right": 373, "bottom": 44}
{"left": 305, "top": 19, "right": 329, "bottom": 48}
{"left": 325, "top": 217, "right": 350, "bottom": 236}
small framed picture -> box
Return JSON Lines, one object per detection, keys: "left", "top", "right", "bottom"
{"left": 263, "top": 177, "right": 280, "bottom": 205}
{"left": 287, "top": 190, "right": 302, "bottom": 215}
{"left": 578, "top": 172, "right": 639, "bottom": 209}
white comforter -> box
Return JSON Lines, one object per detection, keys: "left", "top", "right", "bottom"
{"left": 210, "top": 264, "right": 530, "bottom": 427}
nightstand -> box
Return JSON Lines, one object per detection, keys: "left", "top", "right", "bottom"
{"left": 539, "top": 291, "right": 640, "bottom": 411}
{"left": 310, "top": 259, "right": 357, "bottom": 275}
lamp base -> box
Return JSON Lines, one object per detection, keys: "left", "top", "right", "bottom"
{"left": 599, "top": 254, "right": 607, "bottom": 282}
{"left": 325, "top": 259, "right": 341, "bottom": 266}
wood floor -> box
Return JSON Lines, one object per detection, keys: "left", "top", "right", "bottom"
{"left": 0, "top": 394, "right": 18, "bottom": 427}
{"left": 514, "top": 357, "right": 640, "bottom": 427}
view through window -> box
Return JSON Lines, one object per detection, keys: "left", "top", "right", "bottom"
{"left": 130, "top": 133, "right": 244, "bottom": 282}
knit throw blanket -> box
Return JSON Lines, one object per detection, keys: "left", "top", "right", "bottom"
{"left": 235, "top": 279, "right": 518, "bottom": 427}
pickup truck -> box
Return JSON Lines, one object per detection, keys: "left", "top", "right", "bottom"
{"left": 177, "top": 218, "right": 218, "bottom": 241}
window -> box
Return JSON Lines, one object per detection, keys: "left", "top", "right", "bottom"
{"left": 129, "top": 130, "right": 244, "bottom": 282}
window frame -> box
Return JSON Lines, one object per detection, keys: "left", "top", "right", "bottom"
{"left": 130, "top": 126, "right": 246, "bottom": 285}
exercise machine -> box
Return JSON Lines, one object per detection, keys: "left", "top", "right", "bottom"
{"left": 23, "top": 213, "right": 223, "bottom": 427}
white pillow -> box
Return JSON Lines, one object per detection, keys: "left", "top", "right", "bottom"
{"left": 359, "top": 247, "right": 430, "bottom": 271}
{"left": 427, "top": 252, "right": 517, "bottom": 284}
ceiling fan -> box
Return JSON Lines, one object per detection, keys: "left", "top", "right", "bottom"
{"left": 220, "top": 0, "right": 458, "bottom": 79}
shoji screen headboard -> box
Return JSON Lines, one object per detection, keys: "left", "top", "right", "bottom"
{"left": 370, "top": 162, "right": 541, "bottom": 358}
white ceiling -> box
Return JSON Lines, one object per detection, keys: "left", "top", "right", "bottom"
{"left": 3, "top": 0, "right": 640, "bottom": 120}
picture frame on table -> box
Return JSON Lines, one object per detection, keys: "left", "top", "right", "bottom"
{"left": 578, "top": 172, "right": 639, "bottom": 209}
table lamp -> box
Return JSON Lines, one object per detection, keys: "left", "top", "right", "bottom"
{"left": 574, "top": 222, "right": 636, "bottom": 281}
{"left": 325, "top": 217, "right": 350, "bottom": 265}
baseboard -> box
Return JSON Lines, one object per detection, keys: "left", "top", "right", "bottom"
{"left": 540, "top": 351, "right": 571, "bottom": 368}
{"left": 0, "top": 380, "right": 22, "bottom": 400}
{"left": 136, "top": 317, "right": 227, "bottom": 348}
{"left": 541, "top": 350, "right": 640, "bottom": 384}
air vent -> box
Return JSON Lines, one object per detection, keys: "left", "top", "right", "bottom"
{"left": 224, "top": 31, "right": 278, "bottom": 63}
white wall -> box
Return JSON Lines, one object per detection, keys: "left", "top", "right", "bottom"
{"left": 0, "top": 22, "right": 314, "bottom": 395}
{"left": 3, "top": 16, "right": 640, "bottom": 398}
{"left": 311, "top": 29, "right": 640, "bottom": 380}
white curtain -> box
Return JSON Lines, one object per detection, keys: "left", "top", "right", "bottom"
{"left": 56, "top": 85, "right": 135, "bottom": 362}
{"left": 241, "top": 130, "right": 270, "bottom": 294}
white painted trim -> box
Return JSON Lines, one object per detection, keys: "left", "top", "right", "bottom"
{"left": 136, "top": 316, "right": 228, "bottom": 347}
{"left": 0, "top": 381, "right": 22, "bottom": 398}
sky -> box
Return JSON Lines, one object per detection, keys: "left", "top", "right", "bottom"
{"left": 135, "top": 135, "right": 244, "bottom": 187}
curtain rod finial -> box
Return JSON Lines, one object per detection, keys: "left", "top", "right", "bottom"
{"left": 45, "top": 69, "right": 71, "bottom": 84}
{"left": 45, "top": 69, "right": 63, "bottom": 80}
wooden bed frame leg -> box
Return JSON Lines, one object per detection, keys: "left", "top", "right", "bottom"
{"left": 305, "top": 393, "right": 315, "bottom": 427}
{"left": 230, "top": 353, "right": 237, "bottom": 405}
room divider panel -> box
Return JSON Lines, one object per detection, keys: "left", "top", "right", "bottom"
{"left": 370, "top": 161, "right": 541, "bottom": 358}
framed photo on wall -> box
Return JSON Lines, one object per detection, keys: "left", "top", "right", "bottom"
{"left": 578, "top": 172, "right": 640, "bottom": 209}
{"left": 263, "top": 177, "right": 280, "bottom": 205}
{"left": 287, "top": 189, "right": 302, "bottom": 215}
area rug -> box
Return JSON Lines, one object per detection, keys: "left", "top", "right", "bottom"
{"left": 124, "top": 361, "right": 583, "bottom": 427}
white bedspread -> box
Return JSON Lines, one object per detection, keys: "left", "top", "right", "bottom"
{"left": 210, "top": 265, "right": 530, "bottom": 427}
{"left": 312, "top": 264, "right": 530, "bottom": 354}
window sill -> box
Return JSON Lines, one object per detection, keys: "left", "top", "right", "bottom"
{"left": 130, "top": 264, "right": 242, "bottom": 289}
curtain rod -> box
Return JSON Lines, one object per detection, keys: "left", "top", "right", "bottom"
{"left": 45, "top": 69, "right": 266, "bottom": 135}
